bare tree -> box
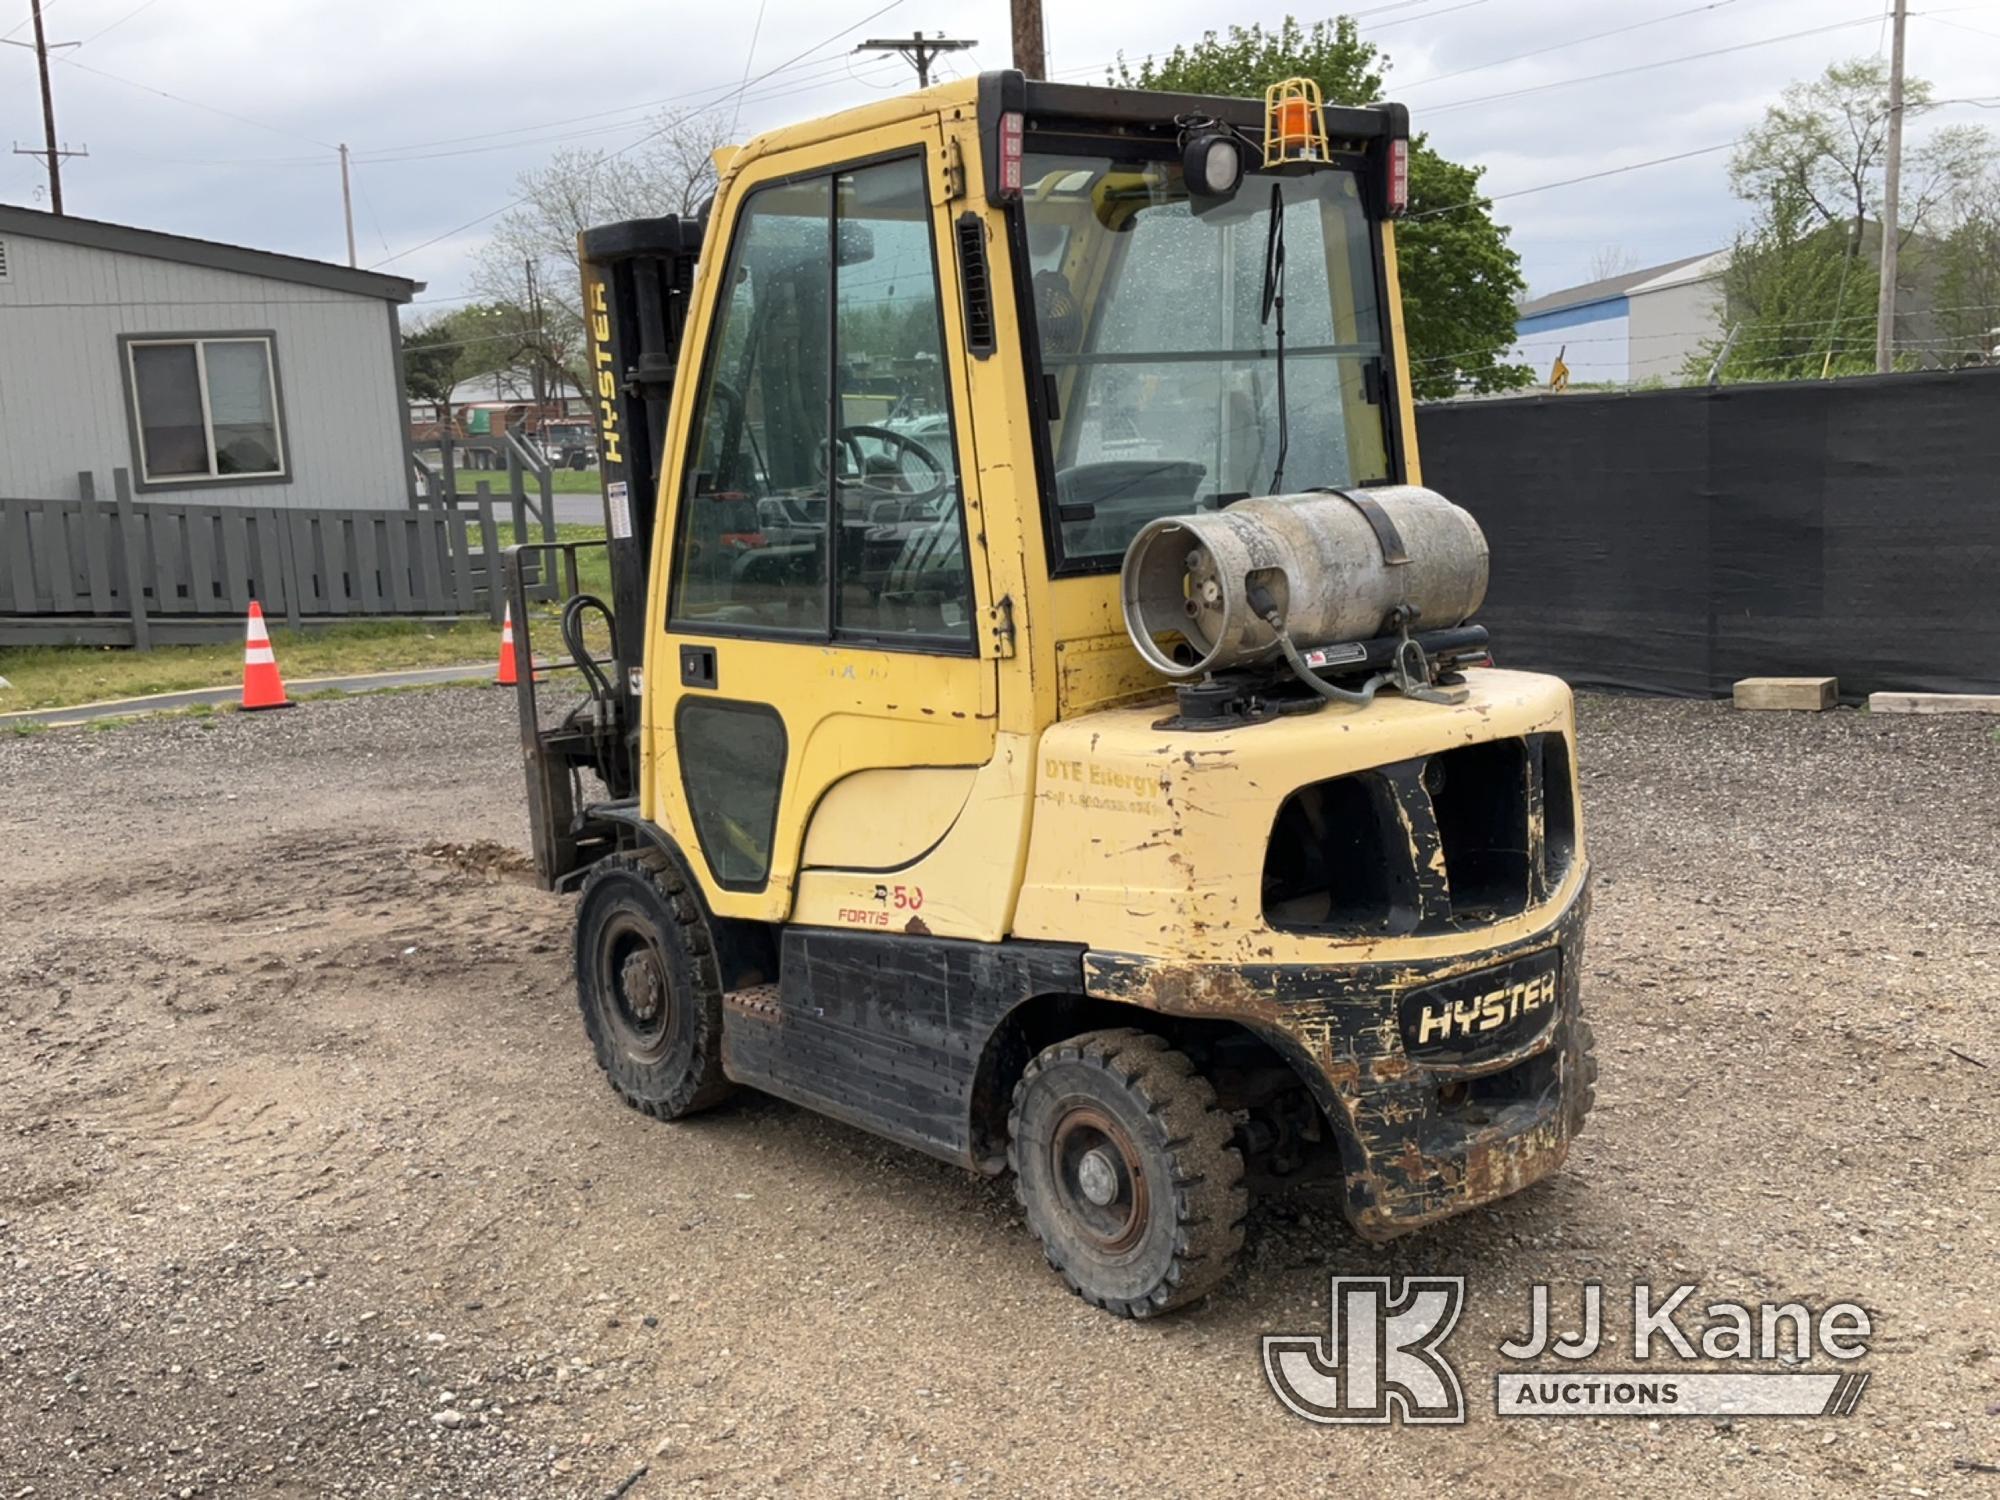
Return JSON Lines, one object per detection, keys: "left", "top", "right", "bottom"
{"left": 472, "top": 109, "right": 732, "bottom": 395}
{"left": 1586, "top": 245, "right": 1640, "bottom": 283}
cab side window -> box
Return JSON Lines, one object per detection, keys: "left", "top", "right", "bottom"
{"left": 831, "top": 160, "right": 970, "bottom": 642}
{"left": 672, "top": 157, "right": 974, "bottom": 647}
{"left": 676, "top": 178, "right": 832, "bottom": 633}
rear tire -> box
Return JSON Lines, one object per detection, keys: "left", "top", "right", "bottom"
{"left": 1009, "top": 1028, "right": 1246, "bottom": 1318}
{"left": 1567, "top": 1013, "right": 1598, "bottom": 1135}
{"left": 574, "top": 849, "right": 732, "bottom": 1119}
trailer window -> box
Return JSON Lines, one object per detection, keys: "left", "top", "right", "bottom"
{"left": 122, "top": 334, "right": 287, "bottom": 488}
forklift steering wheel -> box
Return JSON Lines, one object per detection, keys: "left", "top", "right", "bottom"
{"left": 834, "top": 424, "right": 950, "bottom": 508}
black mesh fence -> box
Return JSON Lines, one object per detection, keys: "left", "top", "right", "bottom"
{"left": 1416, "top": 366, "right": 2000, "bottom": 698}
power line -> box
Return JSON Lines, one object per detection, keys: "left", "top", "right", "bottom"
{"left": 55, "top": 53, "right": 339, "bottom": 149}
{"left": 1, "top": 0, "right": 62, "bottom": 42}
{"left": 1363, "top": 0, "right": 1494, "bottom": 34}
{"left": 728, "top": 0, "right": 772, "bottom": 139}
{"left": 1393, "top": 0, "right": 1750, "bottom": 90}
{"left": 1412, "top": 304, "right": 2000, "bottom": 367}
{"left": 394, "top": 327, "right": 548, "bottom": 355}
{"left": 1422, "top": 13, "right": 1884, "bottom": 114}
{"left": 350, "top": 157, "right": 393, "bottom": 258}
{"left": 349, "top": 58, "right": 904, "bottom": 165}
{"left": 27, "top": 10, "right": 900, "bottom": 183}
{"left": 1920, "top": 14, "right": 2000, "bottom": 42}
{"left": 367, "top": 0, "right": 912, "bottom": 270}
{"left": 75, "top": 0, "right": 169, "bottom": 47}
{"left": 349, "top": 45, "right": 895, "bottom": 160}
{"left": 1408, "top": 141, "right": 1739, "bottom": 220}
{"left": 35, "top": 50, "right": 909, "bottom": 180}
{"left": 1049, "top": 0, "right": 1512, "bottom": 83}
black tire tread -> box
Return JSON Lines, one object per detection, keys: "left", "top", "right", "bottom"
{"left": 1008, "top": 1027, "right": 1247, "bottom": 1318}
{"left": 1564, "top": 1005, "right": 1598, "bottom": 1136}
{"left": 575, "top": 847, "right": 732, "bottom": 1120}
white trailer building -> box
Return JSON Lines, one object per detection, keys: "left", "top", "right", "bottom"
{"left": 0, "top": 204, "right": 420, "bottom": 508}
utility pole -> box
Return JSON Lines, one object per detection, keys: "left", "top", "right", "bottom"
{"left": 1010, "top": 0, "right": 1046, "bottom": 80}
{"left": 853, "top": 31, "right": 976, "bottom": 89}
{"left": 1875, "top": 0, "right": 1908, "bottom": 374}
{"left": 8, "top": 0, "right": 86, "bottom": 213}
{"left": 338, "top": 144, "right": 357, "bottom": 268}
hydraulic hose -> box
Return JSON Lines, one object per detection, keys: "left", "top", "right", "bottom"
{"left": 561, "top": 593, "right": 615, "bottom": 704}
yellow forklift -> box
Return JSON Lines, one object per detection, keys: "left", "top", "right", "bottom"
{"left": 505, "top": 72, "right": 1595, "bottom": 1317}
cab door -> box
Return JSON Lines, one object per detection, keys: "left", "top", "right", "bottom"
{"left": 648, "top": 122, "right": 999, "bottom": 924}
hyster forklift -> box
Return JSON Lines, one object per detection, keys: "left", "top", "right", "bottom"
{"left": 505, "top": 72, "right": 1595, "bottom": 1317}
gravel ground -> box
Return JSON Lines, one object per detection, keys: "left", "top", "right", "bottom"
{"left": 0, "top": 686, "right": 1995, "bottom": 1498}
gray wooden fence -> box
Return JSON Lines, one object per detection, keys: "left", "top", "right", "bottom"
{"left": 0, "top": 469, "right": 550, "bottom": 649}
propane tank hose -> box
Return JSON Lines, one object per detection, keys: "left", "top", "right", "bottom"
{"left": 1247, "top": 580, "right": 1392, "bottom": 706}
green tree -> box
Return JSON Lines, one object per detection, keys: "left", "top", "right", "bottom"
{"left": 1698, "top": 55, "right": 1997, "bottom": 380}
{"left": 1688, "top": 189, "right": 1881, "bottom": 382}
{"left": 1930, "top": 179, "right": 2000, "bottom": 360}
{"left": 400, "top": 319, "right": 461, "bottom": 406}
{"left": 399, "top": 301, "right": 550, "bottom": 408}
{"left": 1112, "top": 16, "right": 1530, "bottom": 398}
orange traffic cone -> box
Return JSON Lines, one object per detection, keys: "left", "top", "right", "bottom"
{"left": 240, "top": 601, "right": 291, "bottom": 710}
{"left": 496, "top": 602, "right": 521, "bottom": 686}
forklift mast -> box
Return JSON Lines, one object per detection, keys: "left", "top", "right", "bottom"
{"left": 577, "top": 212, "right": 704, "bottom": 673}
{"left": 502, "top": 213, "right": 704, "bottom": 888}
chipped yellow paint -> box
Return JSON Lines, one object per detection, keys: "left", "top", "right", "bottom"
{"left": 1014, "top": 670, "right": 1584, "bottom": 965}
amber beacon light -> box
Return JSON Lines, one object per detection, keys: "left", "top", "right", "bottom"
{"left": 1263, "top": 76, "right": 1329, "bottom": 166}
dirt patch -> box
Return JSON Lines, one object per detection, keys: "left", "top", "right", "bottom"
{"left": 0, "top": 686, "right": 1994, "bottom": 1498}
{"left": 418, "top": 838, "right": 536, "bottom": 883}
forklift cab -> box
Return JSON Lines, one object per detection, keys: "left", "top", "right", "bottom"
{"left": 551, "top": 75, "right": 1417, "bottom": 925}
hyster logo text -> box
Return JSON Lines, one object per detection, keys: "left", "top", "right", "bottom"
{"left": 1263, "top": 1277, "right": 1466, "bottom": 1425}
{"left": 1414, "top": 969, "right": 1557, "bottom": 1046}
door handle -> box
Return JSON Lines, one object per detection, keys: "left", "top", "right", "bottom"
{"left": 680, "top": 645, "right": 718, "bottom": 689}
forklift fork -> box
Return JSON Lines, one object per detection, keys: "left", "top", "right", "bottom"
{"left": 503, "top": 540, "right": 636, "bottom": 890}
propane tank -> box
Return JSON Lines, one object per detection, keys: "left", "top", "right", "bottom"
{"left": 1120, "top": 486, "right": 1489, "bottom": 678}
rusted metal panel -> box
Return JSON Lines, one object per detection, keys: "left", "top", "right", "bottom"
{"left": 1013, "top": 668, "right": 1580, "bottom": 965}
{"left": 1085, "top": 882, "right": 1592, "bottom": 1239}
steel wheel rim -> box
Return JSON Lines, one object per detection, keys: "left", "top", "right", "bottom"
{"left": 1048, "top": 1104, "right": 1150, "bottom": 1255}
{"left": 596, "top": 910, "right": 673, "bottom": 1063}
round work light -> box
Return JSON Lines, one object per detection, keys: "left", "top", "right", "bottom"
{"left": 1182, "top": 130, "right": 1243, "bottom": 199}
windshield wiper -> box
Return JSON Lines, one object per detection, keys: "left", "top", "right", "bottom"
{"left": 1260, "top": 181, "right": 1290, "bottom": 496}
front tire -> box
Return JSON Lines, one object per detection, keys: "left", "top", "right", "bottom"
{"left": 574, "top": 849, "right": 732, "bottom": 1119}
{"left": 1009, "top": 1029, "right": 1246, "bottom": 1317}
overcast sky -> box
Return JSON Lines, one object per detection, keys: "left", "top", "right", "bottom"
{"left": 5, "top": 0, "right": 1998, "bottom": 310}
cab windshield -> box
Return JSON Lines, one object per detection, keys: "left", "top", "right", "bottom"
{"left": 1019, "top": 148, "right": 1392, "bottom": 566}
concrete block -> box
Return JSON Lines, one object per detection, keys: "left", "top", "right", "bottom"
{"left": 1867, "top": 692, "right": 2000, "bottom": 715}
{"left": 1733, "top": 677, "right": 1837, "bottom": 711}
